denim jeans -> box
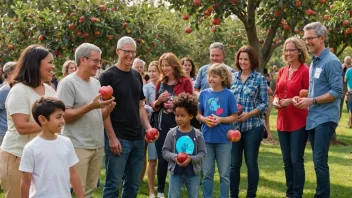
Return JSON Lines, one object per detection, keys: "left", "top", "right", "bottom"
{"left": 202, "top": 142, "right": 232, "bottom": 198}
{"left": 103, "top": 137, "right": 145, "bottom": 198}
{"left": 278, "top": 127, "right": 308, "bottom": 198}
{"left": 230, "top": 125, "right": 264, "bottom": 198}
{"left": 168, "top": 174, "right": 200, "bottom": 198}
{"left": 155, "top": 129, "right": 169, "bottom": 194}
{"left": 308, "top": 122, "right": 337, "bottom": 198}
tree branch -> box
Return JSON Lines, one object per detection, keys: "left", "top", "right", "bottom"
{"left": 336, "top": 43, "right": 348, "bottom": 57}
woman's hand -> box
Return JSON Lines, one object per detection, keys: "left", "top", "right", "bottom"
{"left": 237, "top": 112, "right": 251, "bottom": 122}
{"left": 279, "top": 98, "right": 292, "bottom": 108}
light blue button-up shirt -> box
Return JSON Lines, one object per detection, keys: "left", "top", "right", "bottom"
{"left": 307, "top": 48, "right": 343, "bottom": 130}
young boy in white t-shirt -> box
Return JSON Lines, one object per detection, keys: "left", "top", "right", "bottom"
{"left": 19, "top": 97, "right": 84, "bottom": 198}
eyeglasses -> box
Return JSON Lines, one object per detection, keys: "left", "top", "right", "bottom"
{"left": 119, "top": 49, "right": 137, "bottom": 55}
{"left": 84, "top": 56, "right": 102, "bottom": 64}
{"left": 302, "top": 37, "right": 319, "bottom": 42}
{"left": 284, "top": 49, "right": 298, "bottom": 53}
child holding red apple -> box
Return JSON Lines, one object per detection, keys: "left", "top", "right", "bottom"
{"left": 162, "top": 93, "right": 206, "bottom": 198}
{"left": 196, "top": 63, "right": 238, "bottom": 198}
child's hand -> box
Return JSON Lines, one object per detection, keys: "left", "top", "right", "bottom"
{"left": 211, "top": 114, "right": 222, "bottom": 126}
{"left": 205, "top": 116, "right": 216, "bottom": 127}
{"left": 176, "top": 156, "right": 192, "bottom": 167}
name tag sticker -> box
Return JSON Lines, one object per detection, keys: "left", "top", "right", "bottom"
{"left": 314, "top": 68, "right": 322, "bottom": 79}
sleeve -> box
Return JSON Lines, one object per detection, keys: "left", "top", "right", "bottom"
{"left": 194, "top": 67, "right": 203, "bottom": 89}
{"left": 99, "top": 71, "right": 111, "bottom": 87}
{"left": 345, "top": 68, "right": 351, "bottom": 80}
{"left": 143, "top": 85, "right": 148, "bottom": 100}
{"left": 302, "top": 66, "right": 310, "bottom": 90}
{"left": 191, "top": 131, "right": 206, "bottom": 163}
{"left": 273, "top": 68, "right": 283, "bottom": 97}
{"left": 184, "top": 78, "right": 193, "bottom": 94}
{"left": 198, "top": 91, "right": 204, "bottom": 113}
{"left": 228, "top": 92, "right": 238, "bottom": 114}
{"left": 19, "top": 146, "right": 34, "bottom": 173}
{"left": 255, "top": 75, "right": 269, "bottom": 113}
{"left": 162, "top": 130, "right": 177, "bottom": 162}
{"left": 326, "top": 60, "right": 343, "bottom": 99}
{"left": 6, "top": 85, "right": 30, "bottom": 115}
{"left": 0, "top": 88, "right": 9, "bottom": 110}
{"left": 56, "top": 79, "right": 75, "bottom": 109}
{"left": 66, "top": 138, "right": 79, "bottom": 167}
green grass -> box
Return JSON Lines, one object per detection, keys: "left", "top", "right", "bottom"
{"left": 1, "top": 107, "right": 351, "bottom": 198}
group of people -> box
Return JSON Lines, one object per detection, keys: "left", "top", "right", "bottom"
{"left": 0, "top": 21, "right": 343, "bottom": 198}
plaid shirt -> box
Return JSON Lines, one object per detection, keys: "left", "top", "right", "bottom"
{"left": 230, "top": 71, "right": 268, "bottom": 132}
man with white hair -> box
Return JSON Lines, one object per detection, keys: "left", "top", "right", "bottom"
{"left": 0, "top": 62, "right": 17, "bottom": 145}
{"left": 57, "top": 43, "right": 115, "bottom": 197}
{"left": 99, "top": 36, "right": 156, "bottom": 197}
{"left": 132, "top": 58, "right": 147, "bottom": 85}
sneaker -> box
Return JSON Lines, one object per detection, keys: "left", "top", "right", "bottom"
{"left": 157, "top": 193, "right": 165, "bottom": 198}
{"left": 149, "top": 194, "right": 155, "bottom": 198}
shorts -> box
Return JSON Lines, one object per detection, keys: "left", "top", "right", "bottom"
{"left": 148, "top": 142, "right": 158, "bottom": 160}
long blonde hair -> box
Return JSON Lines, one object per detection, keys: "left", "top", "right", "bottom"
{"left": 158, "top": 53, "right": 186, "bottom": 84}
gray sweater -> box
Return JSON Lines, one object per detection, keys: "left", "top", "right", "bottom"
{"left": 162, "top": 126, "right": 206, "bottom": 175}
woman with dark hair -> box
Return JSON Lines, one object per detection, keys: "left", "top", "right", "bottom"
{"left": 230, "top": 45, "right": 268, "bottom": 198}
{"left": 0, "top": 45, "right": 56, "bottom": 197}
{"left": 181, "top": 57, "right": 197, "bottom": 82}
{"left": 152, "top": 53, "right": 193, "bottom": 198}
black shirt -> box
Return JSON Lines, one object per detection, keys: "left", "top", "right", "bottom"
{"left": 99, "top": 66, "right": 145, "bottom": 140}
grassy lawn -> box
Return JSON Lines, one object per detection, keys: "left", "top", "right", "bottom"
{"left": 1, "top": 107, "right": 351, "bottom": 197}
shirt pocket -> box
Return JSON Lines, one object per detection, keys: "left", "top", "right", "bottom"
{"left": 244, "top": 85, "right": 257, "bottom": 97}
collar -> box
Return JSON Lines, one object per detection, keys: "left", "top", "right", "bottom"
{"left": 312, "top": 48, "right": 330, "bottom": 62}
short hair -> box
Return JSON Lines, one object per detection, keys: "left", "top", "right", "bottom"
{"left": 208, "top": 63, "right": 232, "bottom": 89}
{"left": 75, "top": 43, "right": 102, "bottom": 66}
{"left": 62, "top": 60, "right": 77, "bottom": 76}
{"left": 303, "top": 22, "right": 328, "bottom": 40}
{"left": 148, "top": 61, "right": 160, "bottom": 73}
{"left": 9, "top": 45, "right": 50, "bottom": 88}
{"left": 32, "top": 97, "right": 65, "bottom": 127}
{"left": 132, "top": 58, "right": 146, "bottom": 67}
{"left": 3, "top": 61, "right": 16, "bottom": 79}
{"left": 180, "top": 57, "right": 197, "bottom": 79}
{"left": 209, "top": 42, "right": 226, "bottom": 56}
{"left": 172, "top": 93, "right": 198, "bottom": 117}
{"left": 117, "top": 36, "right": 136, "bottom": 49}
{"left": 344, "top": 56, "right": 352, "bottom": 64}
{"left": 282, "top": 37, "right": 309, "bottom": 64}
{"left": 159, "top": 53, "right": 186, "bottom": 84}
{"left": 234, "top": 45, "right": 260, "bottom": 71}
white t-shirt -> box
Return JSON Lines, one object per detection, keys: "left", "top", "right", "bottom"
{"left": 0, "top": 83, "right": 56, "bottom": 157}
{"left": 19, "top": 135, "right": 79, "bottom": 198}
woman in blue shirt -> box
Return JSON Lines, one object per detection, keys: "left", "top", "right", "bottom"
{"left": 230, "top": 45, "right": 268, "bottom": 198}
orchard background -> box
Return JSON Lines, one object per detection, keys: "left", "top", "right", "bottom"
{"left": 0, "top": 0, "right": 351, "bottom": 197}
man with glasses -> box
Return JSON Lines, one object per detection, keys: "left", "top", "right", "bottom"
{"left": 99, "top": 36, "right": 155, "bottom": 197}
{"left": 293, "top": 22, "right": 342, "bottom": 198}
{"left": 57, "top": 43, "right": 115, "bottom": 197}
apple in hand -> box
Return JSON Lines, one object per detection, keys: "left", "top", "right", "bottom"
{"left": 145, "top": 128, "right": 159, "bottom": 142}
{"left": 99, "top": 86, "right": 113, "bottom": 100}
{"left": 227, "top": 129, "right": 241, "bottom": 142}
{"left": 176, "top": 152, "right": 189, "bottom": 164}
{"left": 237, "top": 104, "right": 243, "bottom": 114}
{"left": 299, "top": 89, "right": 308, "bottom": 98}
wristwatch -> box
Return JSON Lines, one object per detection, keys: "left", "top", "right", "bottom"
{"left": 312, "top": 98, "right": 317, "bottom": 104}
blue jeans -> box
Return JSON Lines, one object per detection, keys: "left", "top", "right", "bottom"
{"left": 103, "top": 137, "right": 145, "bottom": 198}
{"left": 308, "top": 122, "right": 337, "bottom": 198}
{"left": 278, "top": 127, "right": 308, "bottom": 198}
{"left": 168, "top": 174, "right": 200, "bottom": 198}
{"left": 202, "top": 143, "right": 232, "bottom": 198}
{"left": 230, "top": 125, "right": 264, "bottom": 198}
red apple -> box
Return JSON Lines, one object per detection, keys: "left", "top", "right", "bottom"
{"left": 212, "top": 18, "right": 221, "bottom": 25}
{"left": 79, "top": 16, "right": 86, "bottom": 23}
{"left": 274, "top": 10, "right": 281, "bottom": 17}
{"left": 295, "top": 1, "right": 301, "bottom": 7}
{"left": 319, "top": 0, "right": 326, "bottom": 4}
{"left": 204, "top": 9, "right": 211, "bottom": 16}
{"left": 68, "top": 23, "right": 76, "bottom": 31}
{"left": 323, "top": 15, "right": 329, "bottom": 20}
{"left": 99, "top": 86, "right": 113, "bottom": 100}
{"left": 91, "top": 17, "right": 97, "bottom": 23}
{"left": 237, "top": 104, "right": 242, "bottom": 112}
{"left": 299, "top": 89, "right": 308, "bottom": 98}
{"left": 182, "top": 14, "right": 189, "bottom": 20}
{"left": 99, "top": 5, "right": 107, "bottom": 11}
{"left": 95, "top": 31, "right": 100, "bottom": 35}
{"left": 227, "top": 129, "right": 241, "bottom": 142}
{"left": 185, "top": 27, "right": 192, "bottom": 34}
{"left": 176, "top": 152, "right": 189, "bottom": 164}
{"left": 342, "top": 20, "right": 350, "bottom": 26}
{"left": 145, "top": 128, "right": 159, "bottom": 142}
{"left": 193, "top": 0, "right": 201, "bottom": 6}
{"left": 123, "top": 22, "right": 128, "bottom": 28}
{"left": 232, "top": 0, "right": 239, "bottom": 5}
{"left": 107, "top": 35, "right": 114, "bottom": 40}
{"left": 38, "top": 35, "right": 44, "bottom": 41}
{"left": 7, "top": 44, "right": 14, "bottom": 50}
{"left": 76, "top": 31, "right": 82, "bottom": 36}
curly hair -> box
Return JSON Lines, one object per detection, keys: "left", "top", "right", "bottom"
{"left": 208, "top": 63, "right": 232, "bottom": 89}
{"left": 172, "top": 93, "right": 198, "bottom": 117}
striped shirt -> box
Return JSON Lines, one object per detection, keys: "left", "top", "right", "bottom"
{"left": 230, "top": 71, "right": 268, "bottom": 132}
